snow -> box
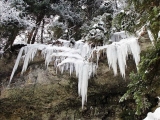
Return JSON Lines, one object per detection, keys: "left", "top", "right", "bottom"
{"left": 144, "top": 107, "right": 160, "bottom": 120}
{"left": 116, "top": 0, "right": 127, "bottom": 9}
{"left": 14, "top": 33, "right": 27, "bottom": 45}
{"left": 82, "top": 5, "right": 87, "bottom": 9}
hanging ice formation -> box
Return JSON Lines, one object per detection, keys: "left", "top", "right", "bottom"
{"left": 9, "top": 36, "right": 140, "bottom": 108}
{"left": 94, "top": 36, "right": 140, "bottom": 77}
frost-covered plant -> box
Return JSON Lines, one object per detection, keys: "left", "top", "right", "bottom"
{"left": 82, "top": 13, "right": 113, "bottom": 45}
{"left": 112, "top": 9, "right": 138, "bottom": 33}
{"left": 96, "top": 0, "right": 114, "bottom": 16}
{"left": 47, "top": 15, "right": 67, "bottom": 39}
{"left": 0, "top": 0, "right": 35, "bottom": 50}
{"left": 0, "top": 0, "right": 35, "bottom": 29}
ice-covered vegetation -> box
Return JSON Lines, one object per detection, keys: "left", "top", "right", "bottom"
{"left": 0, "top": 0, "right": 35, "bottom": 28}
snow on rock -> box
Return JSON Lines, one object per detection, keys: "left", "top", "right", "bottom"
{"left": 9, "top": 35, "right": 140, "bottom": 108}
{"left": 14, "top": 33, "right": 27, "bottom": 45}
{"left": 110, "top": 31, "right": 129, "bottom": 42}
{"left": 144, "top": 107, "right": 160, "bottom": 120}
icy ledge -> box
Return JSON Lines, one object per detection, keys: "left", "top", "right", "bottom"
{"left": 9, "top": 37, "right": 140, "bottom": 108}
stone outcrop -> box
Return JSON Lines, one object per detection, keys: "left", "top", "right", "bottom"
{"left": 0, "top": 53, "right": 137, "bottom": 120}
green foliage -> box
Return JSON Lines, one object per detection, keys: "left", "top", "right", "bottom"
{"left": 119, "top": 109, "right": 135, "bottom": 120}
{"left": 120, "top": 41, "right": 160, "bottom": 115}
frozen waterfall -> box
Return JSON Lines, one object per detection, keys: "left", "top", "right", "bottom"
{"left": 9, "top": 36, "right": 140, "bottom": 108}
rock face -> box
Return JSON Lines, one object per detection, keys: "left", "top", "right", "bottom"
{"left": 0, "top": 53, "right": 139, "bottom": 120}
{"left": 0, "top": 35, "right": 153, "bottom": 120}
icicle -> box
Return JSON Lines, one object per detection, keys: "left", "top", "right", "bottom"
{"left": 81, "top": 63, "right": 89, "bottom": 108}
{"left": 77, "top": 62, "right": 83, "bottom": 96}
{"left": 44, "top": 48, "right": 54, "bottom": 67}
{"left": 128, "top": 37, "right": 140, "bottom": 66}
{"left": 9, "top": 47, "right": 24, "bottom": 85}
{"left": 106, "top": 37, "right": 140, "bottom": 77}
{"left": 136, "top": 25, "right": 146, "bottom": 37}
{"left": 58, "top": 59, "right": 95, "bottom": 108}
{"left": 21, "top": 46, "right": 37, "bottom": 74}
{"left": 69, "top": 63, "right": 74, "bottom": 76}
{"left": 117, "top": 44, "right": 126, "bottom": 77}
{"left": 117, "top": 40, "right": 129, "bottom": 77}
{"left": 107, "top": 43, "right": 118, "bottom": 76}
{"left": 96, "top": 50, "right": 100, "bottom": 66}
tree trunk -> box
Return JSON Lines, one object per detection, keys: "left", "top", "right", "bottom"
{"left": 31, "top": 26, "right": 39, "bottom": 44}
{"left": 41, "top": 19, "right": 45, "bottom": 44}
{"left": 27, "top": 27, "right": 35, "bottom": 44}
{"left": 31, "top": 15, "right": 44, "bottom": 44}
{"left": 4, "top": 28, "right": 19, "bottom": 51}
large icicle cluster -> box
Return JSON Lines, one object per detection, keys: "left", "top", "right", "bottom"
{"left": 107, "top": 37, "right": 140, "bottom": 77}
{"left": 9, "top": 39, "right": 96, "bottom": 108}
{"left": 10, "top": 36, "right": 140, "bottom": 108}
{"left": 94, "top": 36, "right": 140, "bottom": 77}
